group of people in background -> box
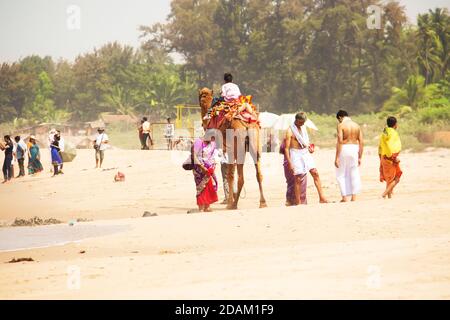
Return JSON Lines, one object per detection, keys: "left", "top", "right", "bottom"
{"left": 190, "top": 110, "right": 403, "bottom": 212}
{"left": 138, "top": 117, "right": 175, "bottom": 151}
{"left": 0, "top": 127, "right": 111, "bottom": 184}
{"left": 0, "top": 129, "right": 70, "bottom": 183}
{"left": 1, "top": 134, "right": 43, "bottom": 183}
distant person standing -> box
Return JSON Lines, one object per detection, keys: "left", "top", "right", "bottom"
{"left": 27, "top": 136, "right": 43, "bottom": 175}
{"left": 2, "top": 135, "right": 14, "bottom": 183}
{"left": 48, "top": 128, "right": 57, "bottom": 172}
{"left": 335, "top": 110, "right": 364, "bottom": 202}
{"left": 14, "top": 136, "right": 27, "bottom": 178}
{"left": 142, "top": 117, "right": 152, "bottom": 150}
{"left": 165, "top": 118, "right": 175, "bottom": 150}
{"left": 56, "top": 130, "right": 65, "bottom": 173}
{"left": 94, "top": 128, "right": 109, "bottom": 168}
{"left": 138, "top": 119, "right": 145, "bottom": 150}
{"left": 11, "top": 140, "right": 16, "bottom": 178}
{"left": 50, "top": 135, "right": 63, "bottom": 176}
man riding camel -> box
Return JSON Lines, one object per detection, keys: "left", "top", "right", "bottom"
{"left": 205, "top": 73, "right": 256, "bottom": 121}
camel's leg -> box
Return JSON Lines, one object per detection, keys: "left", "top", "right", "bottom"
{"left": 255, "top": 156, "right": 267, "bottom": 208}
{"left": 233, "top": 164, "right": 245, "bottom": 209}
{"left": 248, "top": 127, "right": 267, "bottom": 209}
{"left": 226, "top": 163, "right": 237, "bottom": 210}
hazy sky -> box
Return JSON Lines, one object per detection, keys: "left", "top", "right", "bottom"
{"left": 0, "top": 0, "right": 449, "bottom": 62}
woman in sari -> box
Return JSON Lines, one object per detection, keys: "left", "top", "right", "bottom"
{"left": 28, "top": 136, "right": 43, "bottom": 175}
{"left": 192, "top": 134, "right": 218, "bottom": 212}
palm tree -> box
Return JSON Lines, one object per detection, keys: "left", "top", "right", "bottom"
{"left": 429, "top": 8, "right": 449, "bottom": 79}
{"left": 417, "top": 9, "right": 448, "bottom": 85}
{"left": 44, "top": 109, "right": 72, "bottom": 124}
{"left": 147, "top": 72, "right": 196, "bottom": 118}
{"left": 383, "top": 75, "right": 426, "bottom": 112}
{"left": 102, "top": 85, "right": 142, "bottom": 116}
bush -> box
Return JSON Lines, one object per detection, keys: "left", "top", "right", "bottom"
{"left": 400, "top": 134, "right": 426, "bottom": 152}
{"left": 419, "top": 105, "right": 450, "bottom": 124}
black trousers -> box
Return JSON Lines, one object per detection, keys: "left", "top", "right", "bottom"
{"left": 139, "top": 134, "right": 146, "bottom": 149}
{"left": 2, "top": 155, "right": 13, "bottom": 181}
{"left": 143, "top": 133, "right": 150, "bottom": 149}
{"left": 18, "top": 158, "right": 25, "bottom": 176}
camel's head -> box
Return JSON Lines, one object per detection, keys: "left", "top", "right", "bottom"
{"left": 199, "top": 87, "right": 213, "bottom": 101}
{"left": 198, "top": 87, "right": 213, "bottom": 130}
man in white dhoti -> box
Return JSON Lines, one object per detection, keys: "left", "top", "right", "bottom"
{"left": 284, "top": 112, "right": 328, "bottom": 204}
{"left": 335, "top": 110, "right": 364, "bottom": 202}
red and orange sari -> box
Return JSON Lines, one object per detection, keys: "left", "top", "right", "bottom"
{"left": 193, "top": 138, "right": 218, "bottom": 206}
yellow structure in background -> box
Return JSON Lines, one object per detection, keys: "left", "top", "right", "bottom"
{"left": 174, "top": 104, "right": 201, "bottom": 129}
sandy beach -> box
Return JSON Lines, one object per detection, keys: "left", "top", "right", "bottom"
{"left": 0, "top": 147, "right": 449, "bottom": 299}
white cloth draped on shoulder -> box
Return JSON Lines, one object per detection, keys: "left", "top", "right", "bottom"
{"left": 289, "top": 123, "right": 315, "bottom": 175}
{"left": 290, "top": 123, "right": 310, "bottom": 148}
{"left": 336, "top": 144, "right": 361, "bottom": 196}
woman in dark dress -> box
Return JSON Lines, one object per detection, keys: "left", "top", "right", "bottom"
{"left": 50, "top": 135, "right": 63, "bottom": 176}
{"left": 2, "top": 135, "right": 14, "bottom": 183}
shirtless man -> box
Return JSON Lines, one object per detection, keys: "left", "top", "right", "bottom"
{"left": 335, "top": 110, "right": 364, "bottom": 202}
{"left": 285, "top": 112, "right": 328, "bottom": 204}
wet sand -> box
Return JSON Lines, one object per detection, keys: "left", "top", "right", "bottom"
{"left": 0, "top": 223, "right": 129, "bottom": 252}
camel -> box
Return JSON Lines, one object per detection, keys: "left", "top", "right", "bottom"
{"left": 198, "top": 88, "right": 267, "bottom": 210}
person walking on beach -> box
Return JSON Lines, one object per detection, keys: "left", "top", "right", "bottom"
{"left": 192, "top": 132, "right": 218, "bottom": 212}
{"left": 142, "top": 117, "right": 152, "bottom": 150}
{"left": 94, "top": 128, "right": 109, "bottom": 169}
{"left": 138, "top": 119, "right": 145, "bottom": 150}
{"left": 14, "top": 136, "right": 27, "bottom": 178}
{"left": 47, "top": 128, "right": 57, "bottom": 172}
{"left": 165, "top": 118, "right": 175, "bottom": 150}
{"left": 27, "top": 136, "right": 43, "bottom": 175}
{"left": 1, "top": 135, "right": 14, "bottom": 183}
{"left": 335, "top": 110, "right": 364, "bottom": 202}
{"left": 56, "top": 130, "right": 65, "bottom": 173}
{"left": 50, "top": 135, "right": 63, "bottom": 176}
{"left": 379, "top": 116, "right": 402, "bottom": 199}
{"left": 284, "top": 112, "right": 328, "bottom": 204}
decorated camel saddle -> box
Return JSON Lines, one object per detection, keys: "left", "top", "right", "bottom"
{"left": 206, "top": 95, "right": 260, "bottom": 129}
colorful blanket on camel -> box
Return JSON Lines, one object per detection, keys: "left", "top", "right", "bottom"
{"left": 207, "top": 95, "right": 260, "bottom": 128}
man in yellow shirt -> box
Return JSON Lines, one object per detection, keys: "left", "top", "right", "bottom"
{"left": 378, "top": 116, "right": 403, "bottom": 199}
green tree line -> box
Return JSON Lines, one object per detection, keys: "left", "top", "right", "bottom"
{"left": 0, "top": 43, "right": 197, "bottom": 125}
{"left": 141, "top": 0, "right": 449, "bottom": 117}
{"left": 0, "top": 0, "right": 448, "bottom": 127}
